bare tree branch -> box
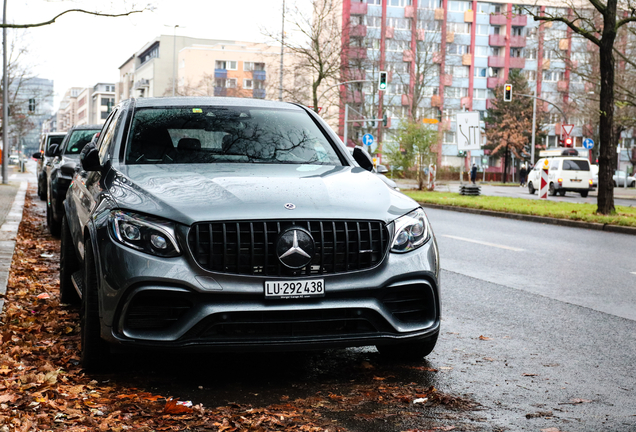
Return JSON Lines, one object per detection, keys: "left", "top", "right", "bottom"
{"left": 0, "top": 7, "right": 150, "bottom": 29}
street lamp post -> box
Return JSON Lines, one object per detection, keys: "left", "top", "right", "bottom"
{"left": 518, "top": 92, "right": 568, "bottom": 164}
{"left": 2, "top": 0, "right": 8, "bottom": 184}
{"left": 279, "top": 0, "right": 285, "bottom": 102}
{"left": 171, "top": 25, "right": 179, "bottom": 97}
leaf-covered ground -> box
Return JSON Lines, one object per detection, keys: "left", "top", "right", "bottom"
{"left": 0, "top": 188, "right": 477, "bottom": 431}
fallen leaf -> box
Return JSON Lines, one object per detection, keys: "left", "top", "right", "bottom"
{"left": 570, "top": 398, "right": 592, "bottom": 404}
{"left": 478, "top": 335, "right": 491, "bottom": 340}
{"left": 540, "top": 428, "right": 561, "bottom": 432}
{"left": 163, "top": 398, "right": 193, "bottom": 415}
{"left": 522, "top": 373, "right": 538, "bottom": 377}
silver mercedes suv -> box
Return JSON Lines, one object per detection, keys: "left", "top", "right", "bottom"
{"left": 61, "top": 97, "right": 441, "bottom": 370}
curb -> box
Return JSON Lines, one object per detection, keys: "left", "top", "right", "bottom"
{"left": 0, "top": 182, "right": 28, "bottom": 313}
{"left": 418, "top": 202, "right": 636, "bottom": 236}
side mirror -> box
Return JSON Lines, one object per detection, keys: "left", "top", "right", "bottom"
{"left": 32, "top": 152, "right": 42, "bottom": 160}
{"left": 376, "top": 164, "right": 389, "bottom": 174}
{"left": 352, "top": 146, "right": 374, "bottom": 172}
{"left": 80, "top": 143, "right": 101, "bottom": 171}
{"left": 46, "top": 144, "right": 59, "bottom": 157}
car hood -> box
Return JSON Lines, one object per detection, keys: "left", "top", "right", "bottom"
{"left": 108, "top": 163, "right": 417, "bottom": 226}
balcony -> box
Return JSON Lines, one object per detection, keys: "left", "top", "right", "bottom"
{"left": 431, "top": 95, "right": 442, "bottom": 107}
{"left": 509, "top": 57, "right": 526, "bottom": 68}
{"left": 557, "top": 80, "right": 569, "bottom": 92}
{"left": 417, "top": 29, "right": 426, "bottom": 40}
{"left": 253, "top": 88, "right": 266, "bottom": 99}
{"left": 434, "top": 8, "right": 444, "bottom": 20}
{"left": 214, "top": 69, "right": 227, "bottom": 79}
{"left": 487, "top": 77, "right": 504, "bottom": 88}
{"left": 402, "top": 94, "right": 412, "bottom": 106}
{"left": 441, "top": 74, "right": 452, "bottom": 86}
{"left": 252, "top": 70, "right": 266, "bottom": 81}
{"left": 464, "top": 10, "right": 474, "bottom": 22}
{"left": 559, "top": 38, "right": 569, "bottom": 50}
{"left": 405, "top": 5, "right": 416, "bottom": 17}
{"left": 351, "top": 24, "right": 367, "bottom": 38}
{"left": 489, "top": 34, "right": 506, "bottom": 47}
{"left": 542, "top": 58, "right": 550, "bottom": 69}
{"left": 446, "top": 31, "right": 455, "bottom": 43}
{"left": 511, "top": 14, "right": 527, "bottom": 26}
{"left": 385, "top": 27, "right": 394, "bottom": 39}
{"left": 488, "top": 56, "right": 505, "bottom": 67}
{"left": 433, "top": 52, "right": 443, "bottom": 63}
{"left": 510, "top": 36, "right": 526, "bottom": 48}
{"left": 490, "top": 14, "right": 507, "bottom": 25}
{"left": 349, "top": 47, "right": 367, "bottom": 59}
{"left": 403, "top": 49, "right": 414, "bottom": 62}
{"left": 214, "top": 87, "right": 227, "bottom": 97}
{"left": 350, "top": 2, "right": 367, "bottom": 15}
{"left": 461, "top": 96, "right": 471, "bottom": 108}
{"left": 462, "top": 53, "right": 472, "bottom": 66}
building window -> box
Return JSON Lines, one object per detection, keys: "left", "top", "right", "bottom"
{"left": 423, "top": 86, "right": 439, "bottom": 96}
{"left": 101, "top": 97, "right": 115, "bottom": 107}
{"left": 527, "top": 27, "right": 538, "bottom": 39}
{"left": 542, "top": 70, "right": 565, "bottom": 82}
{"left": 139, "top": 43, "right": 160, "bottom": 65}
{"left": 417, "top": 20, "right": 441, "bottom": 31}
{"left": 522, "top": 70, "right": 537, "bottom": 81}
{"left": 418, "top": 0, "right": 442, "bottom": 9}
{"left": 101, "top": 111, "right": 109, "bottom": 120}
{"left": 512, "top": 27, "right": 524, "bottom": 36}
{"left": 244, "top": 62, "right": 265, "bottom": 71}
{"left": 215, "top": 60, "right": 237, "bottom": 70}
{"left": 388, "top": 0, "right": 411, "bottom": 6}
{"left": 387, "top": 17, "right": 411, "bottom": 29}
{"left": 473, "top": 89, "right": 487, "bottom": 99}
{"left": 443, "top": 131, "right": 456, "bottom": 143}
{"left": 474, "top": 67, "right": 487, "bottom": 77}
{"left": 510, "top": 48, "right": 523, "bottom": 58}
{"left": 244, "top": 79, "right": 253, "bottom": 89}
{"left": 525, "top": 49, "right": 537, "bottom": 59}
{"left": 491, "top": 4, "right": 502, "bottom": 13}
{"left": 445, "top": 87, "right": 469, "bottom": 98}
{"left": 215, "top": 78, "right": 238, "bottom": 88}
{"left": 476, "top": 24, "right": 489, "bottom": 35}
{"left": 448, "top": 0, "right": 470, "bottom": 12}
{"left": 446, "top": 44, "right": 470, "bottom": 55}
{"left": 476, "top": 2, "right": 488, "bottom": 13}
{"left": 366, "top": 16, "right": 382, "bottom": 28}
{"left": 445, "top": 65, "right": 469, "bottom": 78}
{"left": 475, "top": 46, "right": 489, "bottom": 57}
{"left": 447, "top": 22, "right": 471, "bottom": 34}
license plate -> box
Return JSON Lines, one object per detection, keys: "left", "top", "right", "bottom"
{"left": 571, "top": 179, "right": 582, "bottom": 182}
{"left": 264, "top": 279, "right": 325, "bottom": 299}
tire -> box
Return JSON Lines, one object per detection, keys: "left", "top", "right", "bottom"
{"left": 580, "top": 191, "right": 589, "bottom": 198}
{"left": 630, "top": 181, "right": 635, "bottom": 188}
{"left": 46, "top": 187, "right": 62, "bottom": 237}
{"left": 80, "top": 240, "right": 110, "bottom": 372}
{"left": 376, "top": 331, "right": 439, "bottom": 362}
{"left": 528, "top": 182, "right": 535, "bottom": 195}
{"left": 558, "top": 189, "right": 566, "bottom": 196}
{"left": 37, "top": 177, "right": 47, "bottom": 201}
{"left": 60, "top": 215, "right": 81, "bottom": 305}
{"left": 613, "top": 181, "right": 617, "bottom": 187}
{"left": 549, "top": 183, "right": 556, "bottom": 196}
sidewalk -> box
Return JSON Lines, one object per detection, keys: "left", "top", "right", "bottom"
{"left": 0, "top": 163, "right": 36, "bottom": 312}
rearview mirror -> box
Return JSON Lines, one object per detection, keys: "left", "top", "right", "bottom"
{"left": 80, "top": 143, "right": 101, "bottom": 172}
{"left": 352, "top": 146, "right": 374, "bottom": 172}
{"left": 32, "top": 152, "right": 42, "bottom": 160}
{"left": 376, "top": 164, "right": 389, "bottom": 174}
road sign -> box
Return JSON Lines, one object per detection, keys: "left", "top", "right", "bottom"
{"left": 422, "top": 118, "right": 439, "bottom": 124}
{"left": 362, "top": 133, "right": 375, "bottom": 146}
{"left": 583, "top": 138, "right": 594, "bottom": 149}
{"left": 562, "top": 124, "right": 574, "bottom": 136}
{"left": 456, "top": 112, "right": 481, "bottom": 151}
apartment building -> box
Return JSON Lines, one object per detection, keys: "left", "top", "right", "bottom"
{"left": 337, "top": 0, "right": 618, "bottom": 169}
{"left": 177, "top": 41, "right": 280, "bottom": 100}
{"left": 76, "top": 83, "right": 116, "bottom": 126}
{"left": 56, "top": 87, "right": 83, "bottom": 132}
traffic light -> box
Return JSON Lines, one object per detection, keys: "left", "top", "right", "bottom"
{"left": 382, "top": 113, "right": 388, "bottom": 127}
{"left": 28, "top": 98, "right": 36, "bottom": 113}
{"left": 378, "top": 71, "right": 388, "bottom": 91}
{"left": 564, "top": 136, "right": 573, "bottom": 147}
{"left": 503, "top": 84, "right": 512, "bottom": 102}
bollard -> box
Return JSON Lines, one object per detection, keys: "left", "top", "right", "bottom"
{"left": 539, "top": 159, "right": 549, "bottom": 199}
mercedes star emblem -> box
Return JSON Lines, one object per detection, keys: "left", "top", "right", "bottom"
{"left": 276, "top": 228, "right": 315, "bottom": 269}
{"left": 284, "top": 203, "right": 296, "bottom": 210}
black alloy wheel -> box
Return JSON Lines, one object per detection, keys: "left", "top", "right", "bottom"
{"left": 528, "top": 182, "right": 535, "bottom": 194}
{"left": 549, "top": 183, "right": 556, "bottom": 196}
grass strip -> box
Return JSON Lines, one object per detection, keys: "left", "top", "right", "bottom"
{"left": 404, "top": 190, "right": 636, "bottom": 227}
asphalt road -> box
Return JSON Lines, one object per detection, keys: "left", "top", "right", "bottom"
{"left": 107, "top": 209, "right": 636, "bottom": 431}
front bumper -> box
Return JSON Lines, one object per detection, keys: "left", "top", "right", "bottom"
{"left": 95, "top": 226, "right": 441, "bottom": 351}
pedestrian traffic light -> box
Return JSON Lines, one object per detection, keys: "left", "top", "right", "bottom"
{"left": 382, "top": 113, "right": 388, "bottom": 127}
{"left": 378, "top": 71, "right": 388, "bottom": 91}
{"left": 564, "top": 136, "right": 573, "bottom": 147}
{"left": 503, "top": 84, "right": 512, "bottom": 102}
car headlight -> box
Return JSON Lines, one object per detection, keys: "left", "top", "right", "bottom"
{"left": 109, "top": 210, "right": 181, "bottom": 257}
{"left": 390, "top": 208, "right": 430, "bottom": 253}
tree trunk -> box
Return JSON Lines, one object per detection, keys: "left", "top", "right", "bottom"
{"left": 596, "top": 1, "right": 618, "bottom": 214}
{"left": 502, "top": 144, "right": 509, "bottom": 183}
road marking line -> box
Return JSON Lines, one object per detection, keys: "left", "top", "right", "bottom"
{"left": 441, "top": 235, "right": 524, "bottom": 252}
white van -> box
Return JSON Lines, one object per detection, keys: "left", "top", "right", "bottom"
{"left": 527, "top": 156, "right": 594, "bottom": 197}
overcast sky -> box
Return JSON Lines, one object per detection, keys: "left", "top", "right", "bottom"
{"left": 10, "top": 0, "right": 293, "bottom": 107}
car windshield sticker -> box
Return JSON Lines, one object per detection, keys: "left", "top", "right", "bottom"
{"left": 192, "top": 108, "right": 203, "bottom": 113}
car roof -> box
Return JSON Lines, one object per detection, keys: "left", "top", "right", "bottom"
{"left": 44, "top": 132, "right": 66, "bottom": 136}
{"left": 68, "top": 124, "right": 102, "bottom": 131}
{"left": 131, "top": 96, "right": 304, "bottom": 111}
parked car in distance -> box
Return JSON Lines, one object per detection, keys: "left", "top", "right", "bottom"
{"left": 527, "top": 152, "right": 594, "bottom": 197}
{"left": 8, "top": 154, "right": 20, "bottom": 165}
{"left": 32, "top": 132, "right": 67, "bottom": 201}
{"left": 61, "top": 97, "right": 441, "bottom": 371}
{"left": 591, "top": 164, "right": 599, "bottom": 187}
{"left": 613, "top": 170, "right": 636, "bottom": 187}
{"left": 44, "top": 125, "right": 102, "bottom": 236}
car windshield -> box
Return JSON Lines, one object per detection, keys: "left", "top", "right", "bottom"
{"left": 65, "top": 130, "right": 101, "bottom": 155}
{"left": 562, "top": 159, "right": 590, "bottom": 171}
{"left": 125, "top": 106, "right": 343, "bottom": 165}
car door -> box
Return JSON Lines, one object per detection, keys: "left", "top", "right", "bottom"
{"left": 69, "top": 110, "right": 121, "bottom": 246}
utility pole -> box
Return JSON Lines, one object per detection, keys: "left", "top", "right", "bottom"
{"left": 171, "top": 25, "right": 179, "bottom": 97}
{"left": 279, "top": 0, "right": 285, "bottom": 102}
{"left": 2, "top": 0, "right": 8, "bottom": 184}
{"left": 530, "top": 88, "right": 537, "bottom": 164}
